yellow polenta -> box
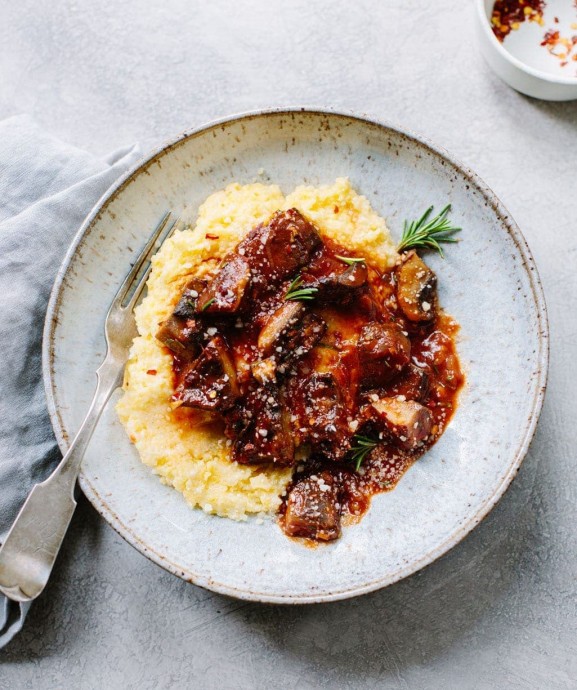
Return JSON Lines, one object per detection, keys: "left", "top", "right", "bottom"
{"left": 116, "top": 178, "right": 398, "bottom": 520}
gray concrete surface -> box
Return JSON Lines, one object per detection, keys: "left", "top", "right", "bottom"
{"left": 1, "top": 1, "right": 576, "bottom": 688}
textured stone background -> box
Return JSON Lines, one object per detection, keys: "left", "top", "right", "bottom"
{"left": 1, "top": 1, "right": 576, "bottom": 688}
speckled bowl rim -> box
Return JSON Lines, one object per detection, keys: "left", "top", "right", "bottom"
{"left": 43, "top": 108, "right": 549, "bottom": 604}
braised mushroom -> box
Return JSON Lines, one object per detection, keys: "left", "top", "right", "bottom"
{"left": 304, "top": 256, "right": 368, "bottom": 303}
{"left": 156, "top": 316, "right": 202, "bottom": 359}
{"left": 396, "top": 251, "right": 437, "bottom": 322}
{"left": 283, "top": 470, "right": 342, "bottom": 541}
{"left": 238, "top": 208, "right": 321, "bottom": 287}
{"left": 196, "top": 254, "right": 252, "bottom": 313}
{"left": 156, "top": 278, "right": 207, "bottom": 357}
{"left": 365, "top": 396, "right": 433, "bottom": 450}
{"left": 230, "top": 384, "right": 294, "bottom": 466}
{"left": 387, "top": 363, "right": 430, "bottom": 403}
{"left": 173, "top": 336, "right": 239, "bottom": 411}
{"left": 357, "top": 322, "right": 411, "bottom": 386}
{"left": 172, "top": 278, "right": 207, "bottom": 319}
{"left": 296, "top": 372, "right": 351, "bottom": 461}
{"left": 258, "top": 302, "right": 326, "bottom": 368}
{"left": 257, "top": 301, "right": 306, "bottom": 356}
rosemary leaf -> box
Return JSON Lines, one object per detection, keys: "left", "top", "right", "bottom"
{"left": 335, "top": 254, "right": 366, "bottom": 266}
{"left": 348, "top": 434, "right": 378, "bottom": 472}
{"left": 398, "top": 203, "right": 461, "bottom": 257}
{"left": 284, "top": 275, "right": 318, "bottom": 302}
{"left": 201, "top": 296, "right": 216, "bottom": 311}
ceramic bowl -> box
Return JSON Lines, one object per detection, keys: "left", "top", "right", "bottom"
{"left": 476, "top": 0, "right": 577, "bottom": 100}
{"left": 43, "top": 109, "right": 548, "bottom": 603}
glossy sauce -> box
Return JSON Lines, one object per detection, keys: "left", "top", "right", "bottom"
{"left": 278, "top": 265, "right": 464, "bottom": 536}
{"left": 161, "top": 209, "right": 464, "bottom": 542}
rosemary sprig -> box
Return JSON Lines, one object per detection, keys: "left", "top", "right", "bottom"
{"left": 349, "top": 434, "right": 378, "bottom": 472}
{"left": 284, "top": 275, "right": 318, "bottom": 302}
{"left": 398, "top": 204, "right": 461, "bottom": 257}
{"left": 335, "top": 254, "right": 366, "bottom": 266}
{"left": 200, "top": 296, "right": 216, "bottom": 311}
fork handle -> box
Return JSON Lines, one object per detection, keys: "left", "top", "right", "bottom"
{"left": 0, "top": 360, "right": 122, "bottom": 603}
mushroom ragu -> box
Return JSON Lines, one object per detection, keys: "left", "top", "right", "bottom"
{"left": 156, "top": 208, "right": 464, "bottom": 543}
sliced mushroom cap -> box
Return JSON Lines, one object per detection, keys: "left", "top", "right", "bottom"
{"left": 173, "top": 336, "right": 239, "bottom": 411}
{"left": 357, "top": 322, "right": 411, "bottom": 386}
{"left": 156, "top": 315, "right": 203, "bottom": 359}
{"left": 196, "top": 254, "right": 252, "bottom": 313}
{"left": 283, "top": 470, "right": 342, "bottom": 541}
{"left": 387, "top": 363, "right": 430, "bottom": 403}
{"left": 257, "top": 301, "right": 305, "bottom": 356}
{"left": 366, "top": 397, "right": 433, "bottom": 451}
{"left": 172, "top": 278, "right": 208, "bottom": 319}
{"left": 257, "top": 301, "right": 327, "bottom": 368}
{"left": 303, "top": 256, "right": 368, "bottom": 304}
{"left": 231, "top": 384, "right": 294, "bottom": 466}
{"left": 340, "top": 261, "right": 368, "bottom": 288}
{"left": 251, "top": 357, "right": 277, "bottom": 384}
{"left": 295, "top": 372, "right": 352, "bottom": 461}
{"left": 283, "top": 312, "right": 327, "bottom": 363}
{"left": 238, "top": 208, "right": 321, "bottom": 287}
{"left": 396, "top": 251, "right": 437, "bottom": 322}
{"left": 156, "top": 278, "right": 208, "bottom": 357}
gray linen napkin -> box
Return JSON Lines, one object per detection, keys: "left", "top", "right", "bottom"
{"left": 0, "top": 115, "right": 140, "bottom": 647}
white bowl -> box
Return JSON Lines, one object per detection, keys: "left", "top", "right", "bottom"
{"left": 476, "top": 0, "right": 577, "bottom": 100}
{"left": 44, "top": 109, "right": 548, "bottom": 603}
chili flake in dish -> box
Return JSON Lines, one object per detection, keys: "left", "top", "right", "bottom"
{"left": 491, "top": 0, "right": 546, "bottom": 42}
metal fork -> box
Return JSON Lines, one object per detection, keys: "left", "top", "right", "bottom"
{"left": 0, "top": 212, "right": 179, "bottom": 604}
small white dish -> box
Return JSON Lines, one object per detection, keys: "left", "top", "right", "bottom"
{"left": 43, "top": 109, "right": 548, "bottom": 603}
{"left": 476, "top": 0, "right": 577, "bottom": 100}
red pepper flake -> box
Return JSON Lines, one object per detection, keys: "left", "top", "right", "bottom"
{"left": 490, "top": 0, "right": 545, "bottom": 42}
{"left": 206, "top": 233, "right": 220, "bottom": 240}
{"left": 540, "top": 29, "right": 577, "bottom": 61}
{"left": 541, "top": 29, "right": 560, "bottom": 47}
{"left": 333, "top": 205, "right": 339, "bottom": 214}
{"left": 554, "top": 16, "right": 559, "bottom": 24}
{"left": 146, "top": 369, "right": 157, "bottom": 375}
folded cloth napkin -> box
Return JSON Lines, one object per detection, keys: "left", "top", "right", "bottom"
{"left": 0, "top": 115, "right": 140, "bottom": 648}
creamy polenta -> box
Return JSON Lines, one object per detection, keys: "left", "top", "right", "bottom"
{"left": 116, "top": 178, "right": 398, "bottom": 520}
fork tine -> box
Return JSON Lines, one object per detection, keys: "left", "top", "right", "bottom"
{"left": 114, "top": 211, "right": 173, "bottom": 306}
{"left": 124, "top": 214, "right": 182, "bottom": 311}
